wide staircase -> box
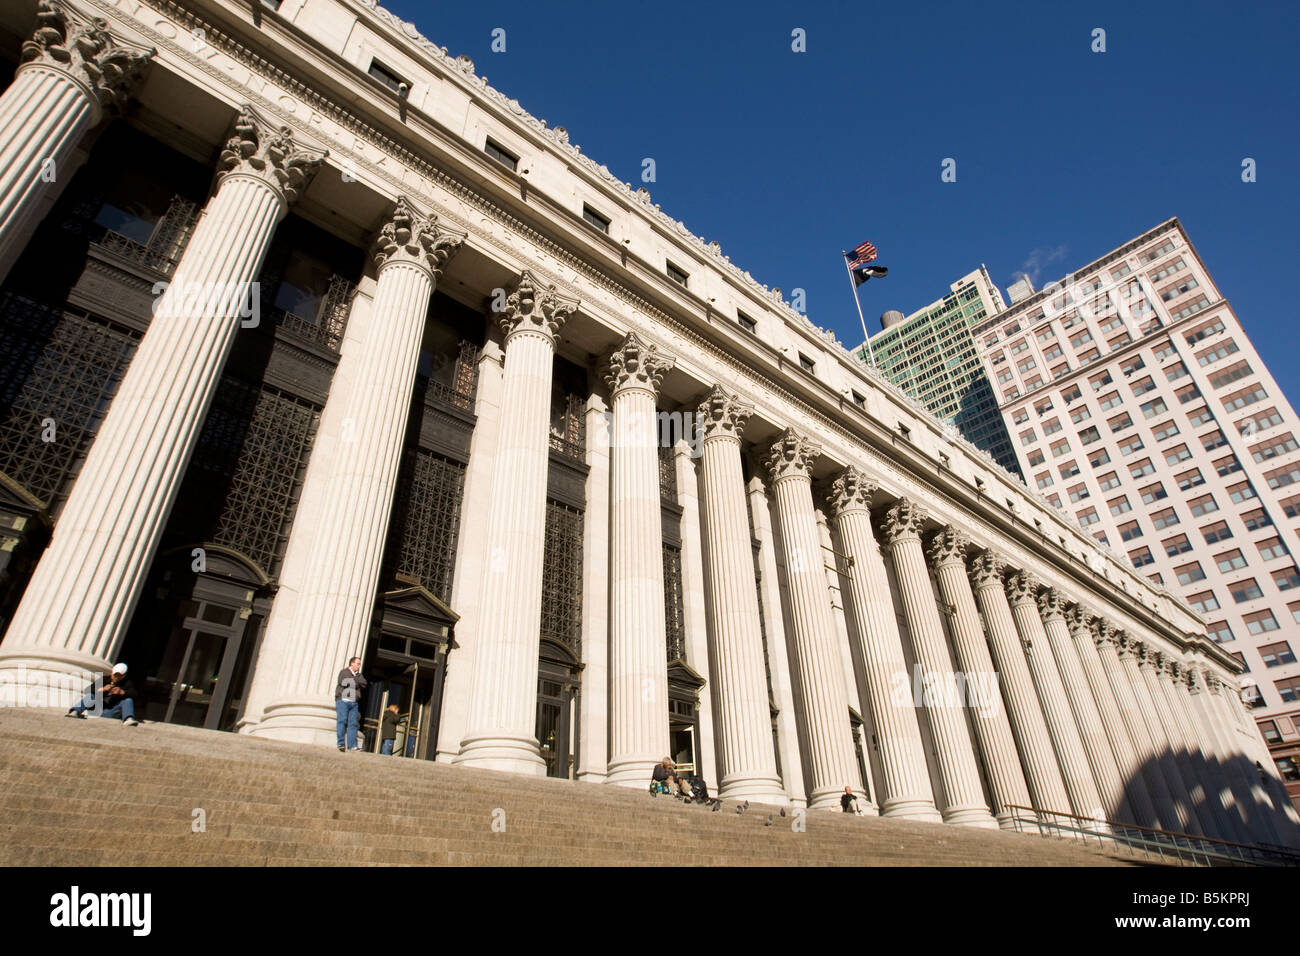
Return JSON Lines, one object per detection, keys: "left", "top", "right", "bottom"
{"left": 1, "top": 709, "right": 1142, "bottom": 866}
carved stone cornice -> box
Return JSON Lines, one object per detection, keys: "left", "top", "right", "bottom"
{"left": 495, "top": 270, "right": 578, "bottom": 343}
{"left": 925, "top": 526, "right": 969, "bottom": 569}
{"left": 1064, "top": 603, "right": 1095, "bottom": 635}
{"left": 826, "top": 466, "right": 877, "bottom": 517}
{"left": 696, "top": 385, "right": 752, "bottom": 443}
{"left": 217, "top": 105, "right": 327, "bottom": 206}
{"left": 20, "top": 0, "right": 154, "bottom": 116}
{"left": 1004, "top": 571, "right": 1040, "bottom": 608}
{"left": 881, "top": 497, "right": 927, "bottom": 546}
{"left": 764, "top": 428, "right": 820, "bottom": 484}
{"left": 968, "top": 550, "right": 1005, "bottom": 591}
{"left": 373, "top": 195, "right": 465, "bottom": 278}
{"left": 1037, "top": 587, "right": 1065, "bottom": 621}
{"left": 604, "top": 331, "right": 673, "bottom": 398}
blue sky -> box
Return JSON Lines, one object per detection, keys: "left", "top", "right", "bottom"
{"left": 387, "top": 0, "right": 1300, "bottom": 397}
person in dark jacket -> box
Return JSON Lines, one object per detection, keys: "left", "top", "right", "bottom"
{"left": 841, "top": 785, "right": 860, "bottom": 814}
{"left": 650, "top": 757, "right": 692, "bottom": 798}
{"left": 335, "top": 657, "right": 368, "bottom": 752}
{"left": 66, "top": 663, "right": 140, "bottom": 726}
{"left": 380, "top": 704, "right": 400, "bottom": 755}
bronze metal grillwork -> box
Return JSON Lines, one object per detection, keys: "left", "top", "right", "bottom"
{"left": 658, "top": 441, "right": 677, "bottom": 501}
{"left": 207, "top": 384, "right": 320, "bottom": 576}
{"left": 392, "top": 449, "right": 465, "bottom": 602}
{"left": 664, "top": 543, "right": 686, "bottom": 661}
{"left": 272, "top": 273, "right": 356, "bottom": 353}
{"left": 0, "top": 296, "right": 138, "bottom": 508}
{"left": 423, "top": 340, "right": 480, "bottom": 412}
{"left": 541, "top": 499, "right": 584, "bottom": 655}
{"left": 549, "top": 392, "right": 586, "bottom": 462}
{"left": 88, "top": 195, "right": 199, "bottom": 276}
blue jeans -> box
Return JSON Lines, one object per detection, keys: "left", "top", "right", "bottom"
{"left": 381, "top": 738, "right": 395, "bottom": 755}
{"left": 336, "top": 700, "right": 359, "bottom": 749}
{"left": 70, "top": 694, "right": 134, "bottom": 721}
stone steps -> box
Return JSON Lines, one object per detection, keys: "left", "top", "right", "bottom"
{"left": 0, "top": 709, "right": 1145, "bottom": 866}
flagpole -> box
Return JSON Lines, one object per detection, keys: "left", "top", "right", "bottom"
{"left": 843, "top": 251, "right": 875, "bottom": 367}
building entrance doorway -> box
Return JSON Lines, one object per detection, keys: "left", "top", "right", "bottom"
{"left": 537, "top": 638, "right": 580, "bottom": 779}
{"left": 668, "top": 660, "right": 705, "bottom": 777}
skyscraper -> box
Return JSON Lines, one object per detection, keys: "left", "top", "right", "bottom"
{"left": 855, "top": 267, "right": 1021, "bottom": 476}
{"left": 973, "top": 218, "right": 1300, "bottom": 805}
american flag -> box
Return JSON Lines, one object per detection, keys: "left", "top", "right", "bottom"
{"left": 845, "top": 240, "right": 878, "bottom": 269}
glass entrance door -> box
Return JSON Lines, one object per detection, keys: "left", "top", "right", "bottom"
{"left": 536, "top": 674, "right": 572, "bottom": 779}
{"left": 142, "top": 598, "right": 250, "bottom": 730}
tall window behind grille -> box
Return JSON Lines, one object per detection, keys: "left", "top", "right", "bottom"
{"left": 0, "top": 296, "right": 138, "bottom": 511}
{"left": 541, "top": 500, "right": 583, "bottom": 655}
{"left": 664, "top": 544, "right": 686, "bottom": 661}
{"left": 389, "top": 449, "right": 466, "bottom": 602}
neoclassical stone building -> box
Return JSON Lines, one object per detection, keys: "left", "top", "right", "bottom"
{"left": 0, "top": 0, "right": 1295, "bottom": 844}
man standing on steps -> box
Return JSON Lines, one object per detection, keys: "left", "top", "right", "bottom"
{"left": 335, "top": 657, "right": 368, "bottom": 753}
{"left": 65, "top": 663, "right": 140, "bottom": 726}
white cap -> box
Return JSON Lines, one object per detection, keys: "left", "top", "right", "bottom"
{"left": 112, "top": 663, "right": 127, "bottom": 675}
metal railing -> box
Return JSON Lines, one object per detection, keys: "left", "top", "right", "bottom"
{"left": 1004, "top": 804, "right": 1300, "bottom": 867}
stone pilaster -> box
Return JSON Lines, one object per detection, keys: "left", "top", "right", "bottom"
{"left": 1181, "top": 666, "right": 1251, "bottom": 843}
{"left": 576, "top": 393, "right": 611, "bottom": 781}
{"left": 883, "top": 499, "right": 994, "bottom": 828}
{"left": 605, "top": 333, "right": 675, "bottom": 787}
{"left": 0, "top": 106, "right": 323, "bottom": 695}
{"left": 1092, "top": 622, "right": 1183, "bottom": 831}
{"left": 968, "top": 551, "right": 1070, "bottom": 815}
{"left": 1149, "top": 654, "right": 1222, "bottom": 838}
{"left": 251, "top": 196, "right": 463, "bottom": 743}
{"left": 0, "top": 0, "right": 154, "bottom": 284}
{"left": 763, "top": 429, "right": 857, "bottom": 810}
{"left": 1063, "top": 605, "right": 1161, "bottom": 829}
{"left": 695, "top": 387, "right": 785, "bottom": 804}
{"left": 1038, "top": 590, "right": 1130, "bottom": 823}
{"left": 1005, "top": 572, "right": 1104, "bottom": 821}
{"left": 1203, "top": 674, "right": 1285, "bottom": 845}
{"left": 926, "top": 527, "right": 1031, "bottom": 828}
{"left": 1160, "top": 659, "right": 1239, "bottom": 841}
{"left": 827, "top": 469, "right": 938, "bottom": 821}
{"left": 455, "top": 273, "right": 578, "bottom": 774}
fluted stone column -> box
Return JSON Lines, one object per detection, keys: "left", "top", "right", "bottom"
{"left": 883, "top": 499, "right": 994, "bottom": 828}
{"left": 763, "top": 429, "right": 858, "bottom": 809}
{"left": 1161, "top": 660, "right": 1239, "bottom": 842}
{"left": 605, "top": 333, "right": 675, "bottom": 787}
{"left": 250, "top": 198, "right": 464, "bottom": 743}
{"left": 1204, "top": 675, "right": 1285, "bottom": 845}
{"left": 455, "top": 274, "right": 578, "bottom": 774}
{"left": 0, "top": 1, "right": 153, "bottom": 285}
{"left": 1093, "top": 623, "right": 1184, "bottom": 831}
{"left": 827, "top": 469, "right": 938, "bottom": 821}
{"left": 1038, "top": 590, "right": 1131, "bottom": 823}
{"left": 1149, "top": 654, "right": 1222, "bottom": 838}
{"left": 927, "top": 528, "right": 1031, "bottom": 828}
{"left": 1119, "top": 636, "right": 1201, "bottom": 834}
{"left": 1182, "top": 666, "right": 1251, "bottom": 843}
{"left": 1136, "top": 644, "right": 1213, "bottom": 835}
{"left": 969, "top": 552, "right": 1070, "bottom": 815}
{"left": 695, "top": 387, "right": 785, "bottom": 804}
{"left": 1065, "top": 606, "right": 1161, "bottom": 829}
{"left": 1006, "top": 572, "right": 1104, "bottom": 821}
{"left": 0, "top": 107, "right": 323, "bottom": 694}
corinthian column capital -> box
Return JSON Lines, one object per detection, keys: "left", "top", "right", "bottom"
{"left": 968, "top": 549, "right": 1005, "bottom": 590}
{"left": 1004, "top": 570, "right": 1040, "bottom": 608}
{"left": 1134, "top": 640, "right": 1158, "bottom": 669}
{"left": 1036, "top": 587, "right": 1065, "bottom": 621}
{"left": 373, "top": 196, "right": 465, "bottom": 278}
{"left": 764, "top": 428, "right": 821, "bottom": 483}
{"left": 1063, "top": 603, "right": 1095, "bottom": 635}
{"left": 881, "top": 497, "right": 928, "bottom": 547}
{"left": 20, "top": 0, "right": 154, "bottom": 116}
{"left": 826, "top": 465, "right": 877, "bottom": 517}
{"left": 696, "top": 385, "right": 753, "bottom": 442}
{"left": 604, "top": 331, "right": 674, "bottom": 398}
{"left": 495, "top": 270, "right": 578, "bottom": 343}
{"left": 924, "top": 526, "right": 969, "bottom": 568}
{"left": 217, "top": 106, "right": 327, "bottom": 207}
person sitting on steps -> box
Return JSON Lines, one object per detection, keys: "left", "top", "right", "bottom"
{"left": 65, "top": 663, "right": 140, "bottom": 726}
{"left": 650, "top": 757, "right": 693, "bottom": 799}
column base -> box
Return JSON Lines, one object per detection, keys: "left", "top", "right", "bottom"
{"left": 717, "top": 773, "right": 789, "bottom": 807}
{"left": 0, "top": 650, "right": 107, "bottom": 710}
{"left": 250, "top": 700, "right": 340, "bottom": 747}
{"left": 605, "top": 757, "right": 660, "bottom": 788}
{"left": 879, "top": 797, "right": 944, "bottom": 823}
{"left": 806, "top": 785, "right": 864, "bottom": 812}
{"left": 941, "top": 805, "right": 1000, "bottom": 829}
{"left": 454, "top": 731, "right": 547, "bottom": 776}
